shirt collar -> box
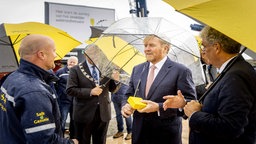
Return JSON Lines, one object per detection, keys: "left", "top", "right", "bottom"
{"left": 217, "top": 56, "right": 237, "bottom": 73}
{"left": 149, "top": 56, "right": 167, "bottom": 70}
{"left": 86, "top": 59, "right": 94, "bottom": 68}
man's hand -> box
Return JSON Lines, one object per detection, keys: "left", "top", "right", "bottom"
{"left": 121, "top": 103, "right": 134, "bottom": 118}
{"left": 90, "top": 85, "right": 103, "bottom": 96}
{"left": 137, "top": 100, "right": 159, "bottom": 113}
{"left": 184, "top": 100, "right": 202, "bottom": 117}
{"left": 163, "top": 90, "right": 186, "bottom": 110}
{"left": 205, "top": 82, "right": 212, "bottom": 89}
{"left": 71, "top": 139, "right": 79, "bottom": 144}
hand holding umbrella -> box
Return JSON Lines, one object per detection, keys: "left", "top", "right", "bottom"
{"left": 184, "top": 100, "right": 202, "bottom": 118}
{"left": 90, "top": 86, "right": 103, "bottom": 96}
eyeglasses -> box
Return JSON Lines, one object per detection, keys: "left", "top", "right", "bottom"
{"left": 200, "top": 44, "right": 206, "bottom": 51}
{"left": 200, "top": 42, "right": 214, "bottom": 51}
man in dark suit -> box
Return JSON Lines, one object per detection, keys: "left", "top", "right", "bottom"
{"left": 121, "top": 34, "right": 196, "bottom": 144}
{"left": 182, "top": 26, "right": 256, "bottom": 144}
{"left": 66, "top": 44, "right": 120, "bottom": 144}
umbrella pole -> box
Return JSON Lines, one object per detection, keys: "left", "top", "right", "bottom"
{"left": 198, "top": 47, "right": 247, "bottom": 102}
{"left": 8, "top": 36, "right": 19, "bottom": 67}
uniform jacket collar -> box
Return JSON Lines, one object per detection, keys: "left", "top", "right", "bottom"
{"left": 18, "top": 59, "right": 59, "bottom": 84}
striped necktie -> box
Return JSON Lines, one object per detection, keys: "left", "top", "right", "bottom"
{"left": 92, "top": 66, "right": 99, "bottom": 85}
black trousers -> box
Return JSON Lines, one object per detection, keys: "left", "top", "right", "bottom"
{"left": 134, "top": 117, "right": 182, "bottom": 144}
{"left": 74, "top": 106, "right": 109, "bottom": 144}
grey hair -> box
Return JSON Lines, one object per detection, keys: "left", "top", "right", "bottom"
{"left": 200, "top": 26, "right": 241, "bottom": 54}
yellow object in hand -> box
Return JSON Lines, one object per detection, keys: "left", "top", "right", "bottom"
{"left": 128, "top": 97, "right": 146, "bottom": 110}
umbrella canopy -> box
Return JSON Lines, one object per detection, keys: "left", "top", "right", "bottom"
{"left": 86, "top": 36, "right": 145, "bottom": 85}
{"left": 99, "top": 17, "right": 203, "bottom": 85}
{"left": 89, "top": 26, "right": 108, "bottom": 38}
{"left": 87, "top": 36, "right": 146, "bottom": 76}
{"left": 0, "top": 22, "right": 81, "bottom": 73}
{"left": 163, "top": 0, "right": 256, "bottom": 52}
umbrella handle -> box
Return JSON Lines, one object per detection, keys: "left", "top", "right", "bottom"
{"left": 133, "top": 79, "right": 141, "bottom": 97}
{"left": 133, "top": 63, "right": 147, "bottom": 97}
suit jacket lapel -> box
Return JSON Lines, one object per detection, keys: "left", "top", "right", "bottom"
{"left": 81, "top": 61, "right": 104, "bottom": 85}
{"left": 82, "top": 62, "right": 91, "bottom": 75}
{"left": 81, "top": 62, "right": 97, "bottom": 86}
{"left": 146, "top": 58, "right": 173, "bottom": 99}
{"left": 140, "top": 63, "right": 149, "bottom": 98}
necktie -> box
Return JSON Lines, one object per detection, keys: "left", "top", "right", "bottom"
{"left": 205, "top": 65, "right": 213, "bottom": 84}
{"left": 202, "top": 64, "right": 208, "bottom": 84}
{"left": 92, "top": 66, "right": 99, "bottom": 85}
{"left": 207, "top": 65, "right": 214, "bottom": 82}
{"left": 145, "top": 65, "right": 156, "bottom": 97}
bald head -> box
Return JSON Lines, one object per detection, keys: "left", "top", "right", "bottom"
{"left": 19, "top": 34, "right": 54, "bottom": 59}
{"left": 19, "top": 34, "right": 57, "bottom": 70}
{"left": 67, "top": 56, "right": 78, "bottom": 69}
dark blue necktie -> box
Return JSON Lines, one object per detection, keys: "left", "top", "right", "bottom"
{"left": 92, "top": 66, "right": 99, "bottom": 84}
{"left": 207, "top": 65, "right": 214, "bottom": 82}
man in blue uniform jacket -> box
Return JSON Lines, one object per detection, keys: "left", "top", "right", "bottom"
{"left": 0, "top": 34, "right": 78, "bottom": 144}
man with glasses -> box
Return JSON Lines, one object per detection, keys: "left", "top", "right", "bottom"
{"left": 164, "top": 26, "right": 256, "bottom": 144}
{"left": 196, "top": 46, "right": 218, "bottom": 99}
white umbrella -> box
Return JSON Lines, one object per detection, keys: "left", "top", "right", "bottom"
{"left": 100, "top": 17, "right": 204, "bottom": 85}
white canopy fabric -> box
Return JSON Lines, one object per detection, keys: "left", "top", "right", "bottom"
{"left": 101, "top": 17, "right": 204, "bottom": 85}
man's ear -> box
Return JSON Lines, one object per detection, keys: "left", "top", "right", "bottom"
{"left": 214, "top": 42, "right": 221, "bottom": 54}
{"left": 36, "top": 51, "right": 45, "bottom": 60}
{"left": 164, "top": 44, "right": 170, "bottom": 53}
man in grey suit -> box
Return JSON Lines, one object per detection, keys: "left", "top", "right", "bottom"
{"left": 167, "top": 26, "right": 256, "bottom": 144}
{"left": 66, "top": 44, "right": 120, "bottom": 144}
{"left": 121, "top": 34, "right": 196, "bottom": 144}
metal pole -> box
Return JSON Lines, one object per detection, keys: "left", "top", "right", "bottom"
{"left": 136, "top": 0, "right": 148, "bottom": 17}
{"left": 128, "top": 0, "right": 137, "bottom": 17}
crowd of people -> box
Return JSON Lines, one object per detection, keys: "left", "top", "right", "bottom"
{"left": 0, "top": 25, "right": 256, "bottom": 144}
